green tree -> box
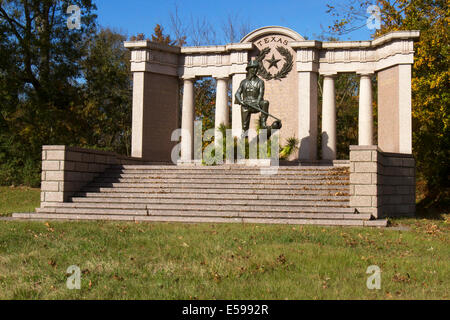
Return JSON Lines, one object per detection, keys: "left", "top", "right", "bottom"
{"left": 80, "top": 28, "right": 132, "bottom": 155}
{"left": 0, "top": 0, "right": 97, "bottom": 186}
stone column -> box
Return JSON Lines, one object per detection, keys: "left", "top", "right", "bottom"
{"left": 181, "top": 78, "right": 195, "bottom": 161}
{"left": 215, "top": 77, "right": 229, "bottom": 145}
{"left": 298, "top": 71, "right": 318, "bottom": 160}
{"left": 358, "top": 73, "right": 373, "bottom": 146}
{"left": 131, "top": 72, "right": 146, "bottom": 158}
{"left": 321, "top": 74, "right": 337, "bottom": 160}
{"left": 231, "top": 73, "right": 246, "bottom": 137}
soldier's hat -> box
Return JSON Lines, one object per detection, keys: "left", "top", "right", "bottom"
{"left": 246, "top": 60, "right": 260, "bottom": 70}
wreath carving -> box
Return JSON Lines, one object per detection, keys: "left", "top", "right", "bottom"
{"left": 256, "top": 46, "right": 294, "bottom": 81}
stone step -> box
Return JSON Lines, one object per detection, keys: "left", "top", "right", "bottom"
{"left": 64, "top": 201, "right": 351, "bottom": 212}
{"left": 35, "top": 207, "right": 370, "bottom": 220}
{"left": 82, "top": 183, "right": 349, "bottom": 191}
{"left": 36, "top": 207, "right": 148, "bottom": 215}
{"left": 68, "top": 197, "right": 349, "bottom": 207}
{"left": 13, "top": 213, "right": 387, "bottom": 227}
{"left": 93, "top": 177, "right": 349, "bottom": 184}
{"left": 114, "top": 165, "right": 349, "bottom": 171}
{"left": 67, "top": 193, "right": 350, "bottom": 205}
{"left": 103, "top": 171, "right": 350, "bottom": 180}
{"left": 105, "top": 166, "right": 349, "bottom": 172}
{"left": 144, "top": 210, "right": 371, "bottom": 220}
{"left": 98, "top": 173, "right": 350, "bottom": 180}
{"left": 77, "top": 187, "right": 349, "bottom": 196}
{"left": 88, "top": 179, "right": 349, "bottom": 187}
{"left": 74, "top": 192, "right": 349, "bottom": 201}
{"left": 36, "top": 203, "right": 356, "bottom": 218}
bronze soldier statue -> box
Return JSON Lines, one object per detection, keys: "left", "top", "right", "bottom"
{"left": 235, "top": 60, "right": 282, "bottom": 134}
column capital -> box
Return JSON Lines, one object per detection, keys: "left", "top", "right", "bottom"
{"left": 357, "top": 71, "right": 374, "bottom": 77}
{"left": 213, "top": 76, "right": 230, "bottom": 81}
{"left": 181, "top": 75, "right": 196, "bottom": 81}
{"left": 321, "top": 72, "right": 337, "bottom": 78}
{"left": 297, "top": 69, "right": 319, "bottom": 74}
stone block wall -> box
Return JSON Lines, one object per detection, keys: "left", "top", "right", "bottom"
{"left": 379, "top": 151, "right": 416, "bottom": 217}
{"left": 41, "top": 146, "right": 147, "bottom": 207}
{"left": 349, "top": 145, "right": 415, "bottom": 218}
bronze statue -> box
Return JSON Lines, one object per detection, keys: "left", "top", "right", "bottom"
{"left": 235, "top": 60, "right": 282, "bottom": 134}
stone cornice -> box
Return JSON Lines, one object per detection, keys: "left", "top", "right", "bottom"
{"left": 124, "top": 41, "right": 181, "bottom": 53}
{"left": 180, "top": 43, "right": 253, "bottom": 54}
{"left": 289, "top": 41, "right": 322, "bottom": 49}
{"left": 124, "top": 30, "right": 420, "bottom": 77}
{"left": 371, "top": 30, "right": 420, "bottom": 46}
{"left": 290, "top": 31, "right": 420, "bottom": 50}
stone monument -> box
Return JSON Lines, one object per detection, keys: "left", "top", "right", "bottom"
{"left": 25, "top": 26, "right": 421, "bottom": 222}
{"left": 121, "top": 26, "right": 420, "bottom": 218}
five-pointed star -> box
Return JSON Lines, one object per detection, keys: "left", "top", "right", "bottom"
{"left": 265, "top": 54, "right": 281, "bottom": 69}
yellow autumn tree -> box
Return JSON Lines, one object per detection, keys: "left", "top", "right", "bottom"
{"left": 327, "top": 0, "right": 449, "bottom": 205}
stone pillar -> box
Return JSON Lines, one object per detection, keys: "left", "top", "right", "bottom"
{"left": 358, "top": 73, "right": 373, "bottom": 146}
{"left": 378, "top": 64, "right": 412, "bottom": 154}
{"left": 131, "top": 71, "right": 180, "bottom": 161}
{"left": 125, "top": 42, "right": 180, "bottom": 162}
{"left": 215, "top": 77, "right": 229, "bottom": 145}
{"left": 298, "top": 71, "right": 318, "bottom": 160}
{"left": 231, "top": 73, "right": 246, "bottom": 137}
{"left": 131, "top": 72, "right": 146, "bottom": 158}
{"left": 321, "top": 74, "right": 336, "bottom": 160}
{"left": 349, "top": 145, "right": 380, "bottom": 218}
{"left": 181, "top": 78, "right": 195, "bottom": 161}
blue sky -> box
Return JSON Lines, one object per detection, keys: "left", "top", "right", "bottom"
{"left": 95, "top": 0, "right": 374, "bottom": 43}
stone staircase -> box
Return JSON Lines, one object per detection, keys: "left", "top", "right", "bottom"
{"left": 14, "top": 165, "right": 387, "bottom": 227}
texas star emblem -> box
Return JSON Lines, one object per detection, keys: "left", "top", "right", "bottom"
{"left": 256, "top": 46, "right": 294, "bottom": 81}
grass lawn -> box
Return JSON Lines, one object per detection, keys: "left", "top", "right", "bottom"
{"left": 0, "top": 186, "right": 40, "bottom": 216}
{"left": 0, "top": 217, "right": 448, "bottom": 299}
{"left": 0, "top": 186, "right": 448, "bottom": 299}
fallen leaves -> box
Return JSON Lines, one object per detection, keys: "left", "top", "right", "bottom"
{"left": 48, "top": 259, "right": 57, "bottom": 268}
{"left": 113, "top": 274, "right": 124, "bottom": 281}
{"left": 276, "top": 254, "right": 287, "bottom": 265}
{"left": 425, "top": 224, "right": 441, "bottom": 235}
{"left": 44, "top": 222, "right": 54, "bottom": 232}
{"left": 321, "top": 277, "right": 331, "bottom": 289}
{"left": 392, "top": 272, "right": 411, "bottom": 283}
{"left": 212, "top": 272, "right": 221, "bottom": 283}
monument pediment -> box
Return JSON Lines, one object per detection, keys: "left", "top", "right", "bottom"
{"left": 240, "top": 26, "right": 305, "bottom": 43}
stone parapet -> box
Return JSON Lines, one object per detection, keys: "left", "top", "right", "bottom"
{"left": 349, "top": 145, "right": 415, "bottom": 218}
{"left": 40, "top": 146, "right": 147, "bottom": 207}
